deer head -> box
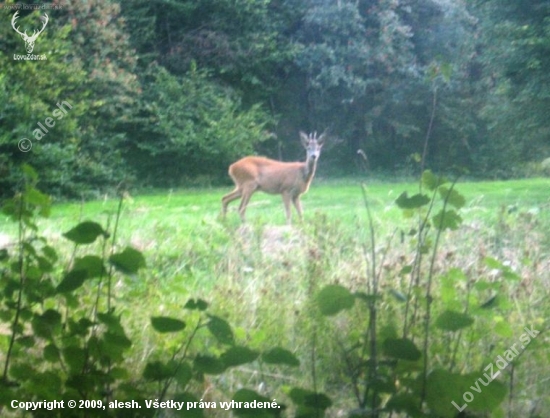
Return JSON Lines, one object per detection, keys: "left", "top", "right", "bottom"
{"left": 300, "top": 131, "right": 325, "bottom": 165}
{"left": 12, "top": 11, "right": 49, "bottom": 54}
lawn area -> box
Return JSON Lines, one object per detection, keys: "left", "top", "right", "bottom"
{"left": 15, "top": 176, "right": 548, "bottom": 238}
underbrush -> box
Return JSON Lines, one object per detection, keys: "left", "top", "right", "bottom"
{"left": 0, "top": 167, "right": 549, "bottom": 417}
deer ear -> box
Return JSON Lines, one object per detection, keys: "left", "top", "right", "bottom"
{"left": 299, "top": 131, "right": 309, "bottom": 147}
{"left": 317, "top": 133, "right": 326, "bottom": 146}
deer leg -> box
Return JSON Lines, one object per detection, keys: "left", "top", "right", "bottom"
{"left": 282, "top": 192, "right": 293, "bottom": 224}
{"left": 221, "top": 188, "right": 242, "bottom": 218}
{"left": 238, "top": 184, "right": 257, "bottom": 221}
{"left": 292, "top": 195, "right": 303, "bottom": 220}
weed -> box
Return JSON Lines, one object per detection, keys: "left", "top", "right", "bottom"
{"left": 0, "top": 171, "right": 548, "bottom": 417}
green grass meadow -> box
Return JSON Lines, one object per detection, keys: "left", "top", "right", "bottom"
{"left": 1, "top": 176, "right": 549, "bottom": 416}
{"left": 30, "top": 176, "right": 550, "bottom": 240}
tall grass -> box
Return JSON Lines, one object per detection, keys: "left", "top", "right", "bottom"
{"left": 1, "top": 176, "right": 548, "bottom": 416}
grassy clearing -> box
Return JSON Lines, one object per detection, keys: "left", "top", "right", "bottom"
{"left": 14, "top": 176, "right": 548, "bottom": 240}
{"left": 1, "top": 176, "right": 549, "bottom": 416}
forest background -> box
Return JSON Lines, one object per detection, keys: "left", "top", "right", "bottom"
{"left": 1, "top": 0, "right": 549, "bottom": 197}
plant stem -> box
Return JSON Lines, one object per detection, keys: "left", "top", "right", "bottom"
{"left": 2, "top": 195, "right": 26, "bottom": 382}
{"left": 421, "top": 86, "right": 437, "bottom": 174}
{"left": 420, "top": 177, "right": 459, "bottom": 405}
{"left": 360, "top": 185, "right": 379, "bottom": 417}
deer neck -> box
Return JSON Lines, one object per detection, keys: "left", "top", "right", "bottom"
{"left": 302, "top": 157, "right": 318, "bottom": 185}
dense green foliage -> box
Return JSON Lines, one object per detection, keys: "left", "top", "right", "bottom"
{"left": 0, "top": 166, "right": 305, "bottom": 417}
{"left": 1, "top": 167, "right": 548, "bottom": 416}
{"left": 469, "top": 0, "right": 550, "bottom": 175}
{"left": 0, "top": 0, "right": 548, "bottom": 196}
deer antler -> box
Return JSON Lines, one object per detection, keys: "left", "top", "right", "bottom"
{"left": 11, "top": 12, "right": 49, "bottom": 54}
{"left": 35, "top": 13, "right": 49, "bottom": 38}
{"left": 11, "top": 11, "right": 26, "bottom": 37}
{"left": 11, "top": 12, "right": 48, "bottom": 39}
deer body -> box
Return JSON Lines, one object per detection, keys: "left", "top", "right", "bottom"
{"left": 221, "top": 132, "right": 325, "bottom": 223}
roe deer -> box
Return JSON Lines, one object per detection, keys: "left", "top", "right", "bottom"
{"left": 221, "top": 131, "right": 325, "bottom": 223}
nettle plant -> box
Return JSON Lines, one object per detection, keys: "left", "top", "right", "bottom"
{"left": 313, "top": 171, "right": 520, "bottom": 418}
{"left": 0, "top": 165, "right": 148, "bottom": 415}
{"left": 0, "top": 165, "right": 309, "bottom": 418}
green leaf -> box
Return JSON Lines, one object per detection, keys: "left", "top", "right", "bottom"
{"left": 317, "top": 284, "right": 354, "bottom": 316}
{"left": 484, "top": 257, "right": 503, "bottom": 269}
{"left": 63, "top": 345, "right": 87, "bottom": 372}
{"left": 288, "top": 387, "right": 331, "bottom": 417}
{"left": 109, "top": 246, "right": 146, "bottom": 274}
{"left": 221, "top": 346, "right": 259, "bottom": 367}
{"left": 207, "top": 315, "right": 234, "bottom": 345}
{"left": 21, "top": 163, "right": 38, "bottom": 181}
{"left": 42, "top": 245, "right": 57, "bottom": 262}
{"left": 262, "top": 347, "right": 300, "bottom": 366}
{"left": 399, "top": 265, "right": 413, "bottom": 275}
{"left": 432, "top": 209, "right": 462, "bottom": 230}
{"left": 233, "top": 388, "right": 269, "bottom": 404}
{"left": 110, "top": 367, "right": 129, "bottom": 380}
{"left": 422, "top": 170, "right": 447, "bottom": 191}
{"left": 385, "top": 393, "right": 423, "bottom": 417}
{"left": 479, "top": 295, "right": 499, "bottom": 309}
{"left": 56, "top": 256, "right": 106, "bottom": 293}
{"left": 97, "top": 312, "right": 125, "bottom": 335}
{"left": 193, "top": 355, "right": 226, "bottom": 375}
{"left": 184, "top": 298, "right": 208, "bottom": 311}
{"left": 174, "top": 362, "right": 193, "bottom": 387}
{"left": 426, "top": 369, "right": 507, "bottom": 417}
{"left": 101, "top": 332, "right": 132, "bottom": 359}
{"left": 143, "top": 361, "right": 174, "bottom": 381}
{"left": 494, "top": 320, "right": 513, "bottom": 337}
{"left": 151, "top": 316, "right": 186, "bottom": 333}
{"left": 31, "top": 309, "right": 62, "bottom": 339}
{"left": 41, "top": 309, "right": 62, "bottom": 326}
{"left": 36, "top": 255, "right": 54, "bottom": 273}
{"left": 289, "top": 387, "right": 314, "bottom": 405}
{"left": 29, "top": 371, "right": 62, "bottom": 399}
{"left": 9, "top": 363, "right": 35, "bottom": 381}
{"left": 303, "top": 393, "right": 332, "bottom": 410}
{"left": 466, "top": 372, "right": 507, "bottom": 412}
{"left": 435, "top": 310, "right": 474, "bottom": 332}
{"left": 43, "top": 343, "right": 60, "bottom": 362}
{"left": 16, "top": 335, "right": 35, "bottom": 348}
{"left": 395, "top": 192, "right": 431, "bottom": 209}
{"left": 68, "top": 317, "right": 94, "bottom": 336}
{"left": 484, "top": 257, "right": 519, "bottom": 281}
{"left": 502, "top": 269, "right": 520, "bottom": 281}
{"left": 25, "top": 187, "right": 51, "bottom": 217}
{"left": 63, "top": 221, "right": 109, "bottom": 244}
{"left": 439, "top": 187, "right": 466, "bottom": 209}
{"left": 426, "top": 369, "right": 467, "bottom": 417}
{"left": 232, "top": 389, "right": 281, "bottom": 417}
{"left": 382, "top": 338, "right": 421, "bottom": 361}
{"left": 72, "top": 255, "right": 105, "bottom": 278}
{"left": 56, "top": 269, "right": 88, "bottom": 293}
